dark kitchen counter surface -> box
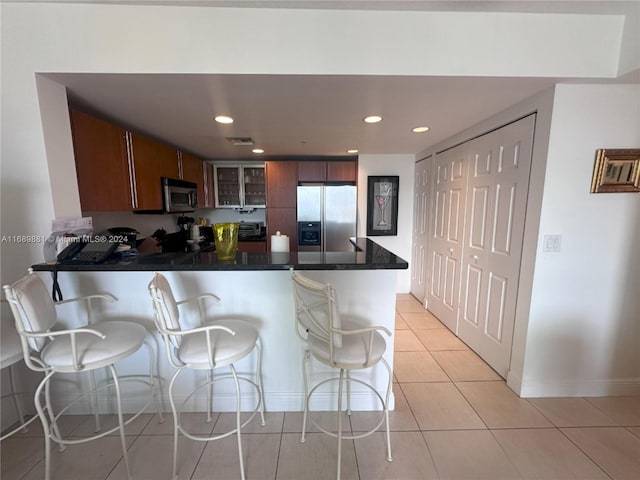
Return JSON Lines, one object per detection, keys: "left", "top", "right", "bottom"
{"left": 237, "top": 236, "right": 267, "bottom": 243}
{"left": 31, "top": 238, "right": 408, "bottom": 272}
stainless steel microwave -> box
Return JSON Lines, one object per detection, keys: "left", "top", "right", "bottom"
{"left": 161, "top": 177, "right": 197, "bottom": 213}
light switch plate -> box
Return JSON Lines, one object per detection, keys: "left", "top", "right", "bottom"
{"left": 543, "top": 234, "right": 562, "bottom": 252}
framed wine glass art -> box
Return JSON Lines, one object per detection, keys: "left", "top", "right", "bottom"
{"left": 366, "top": 176, "right": 399, "bottom": 236}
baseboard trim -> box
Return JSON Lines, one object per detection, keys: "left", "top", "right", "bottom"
{"left": 50, "top": 390, "right": 396, "bottom": 415}
{"left": 514, "top": 377, "right": 640, "bottom": 398}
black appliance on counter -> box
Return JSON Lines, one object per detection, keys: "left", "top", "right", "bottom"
{"left": 102, "top": 227, "right": 139, "bottom": 247}
{"left": 238, "top": 222, "right": 265, "bottom": 240}
{"left": 158, "top": 231, "right": 208, "bottom": 253}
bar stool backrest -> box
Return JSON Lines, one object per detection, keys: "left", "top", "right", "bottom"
{"left": 290, "top": 270, "right": 342, "bottom": 349}
{"left": 4, "top": 273, "right": 57, "bottom": 352}
{"left": 148, "top": 272, "right": 182, "bottom": 348}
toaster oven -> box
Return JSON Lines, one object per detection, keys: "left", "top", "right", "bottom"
{"left": 237, "top": 222, "right": 263, "bottom": 239}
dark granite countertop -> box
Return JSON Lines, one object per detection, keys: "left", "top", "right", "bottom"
{"left": 31, "top": 238, "right": 408, "bottom": 272}
{"left": 237, "top": 237, "right": 267, "bottom": 243}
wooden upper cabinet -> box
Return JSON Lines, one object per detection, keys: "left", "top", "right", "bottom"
{"left": 266, "top": 161, "right": 298, "bottom": 208}
{"left": 297, "top": 160, "right": 357, "bottom": 183}
{"left": 297, "top": 161, "right": 326, "bottom": 182}
{"left": 128, "top": 132, "right": 179, "bottom": 210}
{"left": 203, "top": 162, "right": 215, "bottom": 208}
{"left": 70, "top": 109, "right": 133, "bottom": 212}
{"left": 180, "top": 151, "right": 209, "bottom": 208}
{"left": 327, "top": 160, "right": 357, "bottom": 182}
{"left": 71, "top": 108, "right": 179, "bottom": 212}
{"left": 179, "top": 152, "right": 216, "bottom": 209}
{"left": 180, "top": 151, "right": 202, "bottom": 184}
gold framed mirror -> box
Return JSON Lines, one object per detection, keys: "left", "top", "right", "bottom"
{"left": 590, "top": 148, "right": 640, "bottom": 193}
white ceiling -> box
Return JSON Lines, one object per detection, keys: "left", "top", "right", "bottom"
{"left": 40, "top": 1, "right": 639, "bottom": 161}
{"left": 54, "top": 73, "right": 562, "bottom": 160}
{"left": 20, "top": 1, "right": 640, "bottom": 15}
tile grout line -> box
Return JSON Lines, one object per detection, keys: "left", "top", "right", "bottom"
{"left": 403, "top": 301, "right": 493, "bottom": 434}
{"left": 404, "top": 297, "right": 564, "bottom": 479}
{"left": 401, "top": 294, "right": 624, "bottom": 480}
{"left": 554, "top": 426, "right": 616, "bottom": 480}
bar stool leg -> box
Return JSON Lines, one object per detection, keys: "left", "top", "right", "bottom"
{"left": 143, "top": 340, "right": 165, "bottom": 424}
{"left": 7, "top": 364, "right": 27, "bottom": 432}
{"left": 44, "top": 374, "right": 66, "bottom": 452}
{"left": 300, "top": 351, "right": 311, "bottom": 443}
{"left": 89, "top": 370, "right": 102, "bottom": 433}
{"left": 168, "top": 368, "right": 182, "bottom": 480}
{"left": 109, "top": 365, "right": 132, "bottom": 480}
{"left": 206, "top": 370, "right": 214, "bottom": 423}
{"left": 255, "top": 341, "right": 266, "bottom": 426}
{"left": 383, "top": 358, "right": 393, "bottom": 462}
{"left": 346, "top": 370, "right": 352, "bottom": 416}
{"left": 34, "top": 371, "right": 55, "bottom": 480}
{"left": 230, "top": 364, "right": 246, "bottom": 480}
{"left": 336, "top": 369, "right": 345, "bottom": 480}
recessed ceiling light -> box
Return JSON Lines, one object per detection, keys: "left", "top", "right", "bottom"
{"left": 214, "top": 115, "right": 234, "bottom": 124}
{"left": 363, "top": 115, "right": 383, "bottom": 124}
{"left": 252, "top": 148, "right": 264, "bottom": 154}
{"left": 412, "top": 126, "right": 430, "bottom": 133}
{"left": 347, "top": 149, "right": 358, "bottom": 154}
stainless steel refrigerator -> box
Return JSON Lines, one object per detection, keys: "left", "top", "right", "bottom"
{"left": 297, "top": 183, "right": 357, "bottom": 251}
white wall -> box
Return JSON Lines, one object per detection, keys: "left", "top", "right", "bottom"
{"left": 357, "top": 154, "right": 414, "bottom": 293}
{"left": 521, "top": 84, "right": 640, "bottom": 397}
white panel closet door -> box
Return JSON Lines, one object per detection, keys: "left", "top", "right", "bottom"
{"left": 458, "top": 114, "right": 535, "bottom": 376}
{"left": 410, "top": 158, "right": 430, "bottom": 303}
{"left": 427, "top": 144, "right": 468, "bottom": 333}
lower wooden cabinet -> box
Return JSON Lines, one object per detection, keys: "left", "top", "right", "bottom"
{"left": 266, "top": 207, "right": 298, "bottom": 252}
{"left": 237, "top": 241, "right": 267, "bottom": 253}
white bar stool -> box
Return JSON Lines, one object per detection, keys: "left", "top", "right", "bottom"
{"left": 1, "top": 318, "right": 39, "bottom": 440}
{"left": 290, "top": 269, "right": 393, "bottom": 480}
{"left": 3, "top": 271, "right": 162, "bottom": 480}
{"left": 148, "top": 272, "right": 265, "bottom": 480}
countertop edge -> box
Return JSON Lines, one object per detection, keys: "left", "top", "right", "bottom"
{"left": 31, "top": 237, "right": 408, "bottom": 272}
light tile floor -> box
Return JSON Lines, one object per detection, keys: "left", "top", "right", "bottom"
{"left": 2, "top": 294, "right": 639, "bottom": 479}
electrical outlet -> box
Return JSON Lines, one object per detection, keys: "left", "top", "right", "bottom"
{"left": 543, "top": 234, "right": 562, "bottom": 253}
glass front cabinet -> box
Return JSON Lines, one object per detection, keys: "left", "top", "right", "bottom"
{"left": 214, "top": 163, "right": 266, "bottom": 208}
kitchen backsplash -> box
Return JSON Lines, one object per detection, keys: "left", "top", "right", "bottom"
{"left": 88, "top": 209, "right": 266, "bottom": 238}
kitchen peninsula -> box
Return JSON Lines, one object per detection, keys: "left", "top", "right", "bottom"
{"left": 31, "top": 238, "right": 407, "bottom": 413}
